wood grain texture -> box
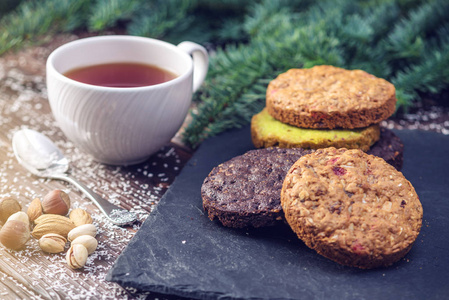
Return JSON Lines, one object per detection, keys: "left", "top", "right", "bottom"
{"left": 0, "top": 34, "right": 192, "bottom": 299}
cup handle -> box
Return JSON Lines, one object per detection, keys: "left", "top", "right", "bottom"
{"left": 177, "top": 41, "right": 209, "bottom": 93}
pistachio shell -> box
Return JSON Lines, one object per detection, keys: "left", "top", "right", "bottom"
{"left": 67, "top": 224, "right": 97, "bottom": 242}
{"left": 71, "top": 235, "right": 98, "bottom": 255}
{"left": 66, "top": 244, "right": 88, "bottom": 269}
{"left": 39, "top": 233, "right": 67, "bottom": 253}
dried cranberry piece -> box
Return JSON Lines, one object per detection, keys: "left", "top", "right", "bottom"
{"left": 311, "top": 112, "right": 328, "bottom": 119}
{"left": 332, "top": 166, "right": 346, "bottom": 176}
{"left": 351, "top": 241, "right": 366, "bottom": 255}
{"left": 327, "top": 157, "right": 339, "bottom": 165}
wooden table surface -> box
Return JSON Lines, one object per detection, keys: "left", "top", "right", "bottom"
{"left": 0, "top": 35, "right": 192, "bottom": 299}
{"left": 2, "top": 34, "right": 449, "bottom": 300}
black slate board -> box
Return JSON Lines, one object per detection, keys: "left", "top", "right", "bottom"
{"left": 107, "top": 127, "right": 449, "bottom": 300}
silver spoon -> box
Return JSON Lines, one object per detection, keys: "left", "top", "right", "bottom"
{"left": 12, "top": 129, "right": 137, "bottom": 226}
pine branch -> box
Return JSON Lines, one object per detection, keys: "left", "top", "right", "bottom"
{"left": 87, "top": 0, "right": 140, "bottom": 32}
{"left": 183, "top": 3, "right": 350, "bottom": 148}
{"left": 182, "top": 0, "right": 449, "bottom": 147}
{"left": 393, "top": 38, "right": 449, "bottom": 109}
{"left": 383, "top": 0, "right": 449, "bottom": 70}
{"left": 127, "top": 0, "right": 196, "bottom": 40}
{"left": 184, "top": 44, "right": 273, "bottom": 148}
{"left": 0, "top": 0, "right": 91, "bottom": 55}
{"left": 1, "top": 0, "right": 448, "bottom": 147}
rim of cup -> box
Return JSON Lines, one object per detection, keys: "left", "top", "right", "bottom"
{"left": 46, "top": 35, "right": 193, "bottom": 92}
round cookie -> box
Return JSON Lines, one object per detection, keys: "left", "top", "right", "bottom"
{"left": 367, "top": 127, "right": 404, "bottom": 171}
{"left": 266, "top": 65, "right": 397, "bottom": 129}
{"left": 202, "top": 147, "right": 312, "bottom": 228}
{"left": 251, "top": 108, "right": 380, "bottom": 151}
{"left": 251, "top": 108, "right": 404, "bottom": 170}
{"left": 281, "top": 148, "right": 423, "bottom": 269}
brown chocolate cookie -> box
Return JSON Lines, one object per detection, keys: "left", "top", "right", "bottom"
{"left": 266, "top": 65, "right": 397, "bottom": 129}
{"left": 202, "top": 147, "right": 312, "bottom": 228}
{"left": 281, "top": 147, "right": 423, "bottom": 269}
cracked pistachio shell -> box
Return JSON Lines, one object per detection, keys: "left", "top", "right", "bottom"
{"left": 66, "top": 243, "right": 88, "bottom": 269}
{"left": 39, "top": 233, "right": 67, "bottom": 253}
{"left": 71, "top": 235, "right": 98, "bottom": 255}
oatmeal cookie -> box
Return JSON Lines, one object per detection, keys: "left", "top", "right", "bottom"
{"left": 281, "top": 147, "right": 422, "bottom": 269}
{"left": 266, "top": 65, "right": 397, "bottom": 129}
{"left": 251, "top": 108, "right": 380, "bottom": 151}
{"left": 202, "top": 147, "right": 312, "bottom": 228}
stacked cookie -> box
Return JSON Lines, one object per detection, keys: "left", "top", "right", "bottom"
{"left": 202, "top": 147, "right": 423, "bottom": 269}
{"left": 251, "top": 65, "right": 403, "bottom": 170}
{"left": 201, "top": 65, "right": 423, "bottom": 268}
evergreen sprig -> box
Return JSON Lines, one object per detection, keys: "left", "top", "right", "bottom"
{"left": 183, "top": 0, "right": 449, "bottom": 148}
{"left": 1, "top": 0, "right": 448, "bottom": 148}
{"left": 0, "top": 0, "right": 92, "bottom": 54}
{"left": 127, "top": 0, "right": 195, "bottom": 41}
{"left": 88, "top": 0, "right": 140, "bottom": 32}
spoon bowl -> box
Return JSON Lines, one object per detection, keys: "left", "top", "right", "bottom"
{"left": 13, "top": 129, "right": 69, "bottom": 177}
{"left": 12, "top": 129, "right": 137, "bottom": 226}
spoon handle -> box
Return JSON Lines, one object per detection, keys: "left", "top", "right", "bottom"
{"left": 54, "top": 174, "right": 137, "bottom": 226}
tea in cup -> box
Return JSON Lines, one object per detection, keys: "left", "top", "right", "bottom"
{"left": 46, "top": 35, "right": 208, "bottom": 165}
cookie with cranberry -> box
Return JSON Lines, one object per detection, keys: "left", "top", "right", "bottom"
{"left": 281, "top": 147, "right": 422, "bottom": 269}
{"left": 266, "top": 65, "right": 397, "bottom": 129}
{"left": 202, "top": 147, "right": 312, "bottom": 228}
{"left": 251, "top": 108, "right": 380, "bottom": 151}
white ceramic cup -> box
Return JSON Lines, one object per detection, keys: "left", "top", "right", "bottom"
{"left": 46, "top": 35, "right": 208, "bottom": 165}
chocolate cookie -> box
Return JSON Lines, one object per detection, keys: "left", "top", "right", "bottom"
{"left": 266, "top": 65, "right": 397, "bottom": 129}
{"left": 281, "top": 148, "right": 423, "bottom": 269}
{"left": 251, "top": 108, "right": 380, "bottom": 151}
{"left": 367, "top": 127, "right": 404, "bottom": 171}
{"left": 202, "top": 147, "right": 312, "bottom": 228}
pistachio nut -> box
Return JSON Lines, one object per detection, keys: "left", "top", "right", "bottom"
{"left": 67, "top": 224, "right": 97, "bottom": 242}
{"left": 71, "top": 235, "right": 98, "bottom": 255}
{"left": 66, "top": 243, "right": 88, "bottom": 269}
{"left": 39, "top": 233, "right": 67, "bottom": 253}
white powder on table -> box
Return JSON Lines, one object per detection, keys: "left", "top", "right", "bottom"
{"left": 0, "top": 43, "right": 190, "bottom": 299}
